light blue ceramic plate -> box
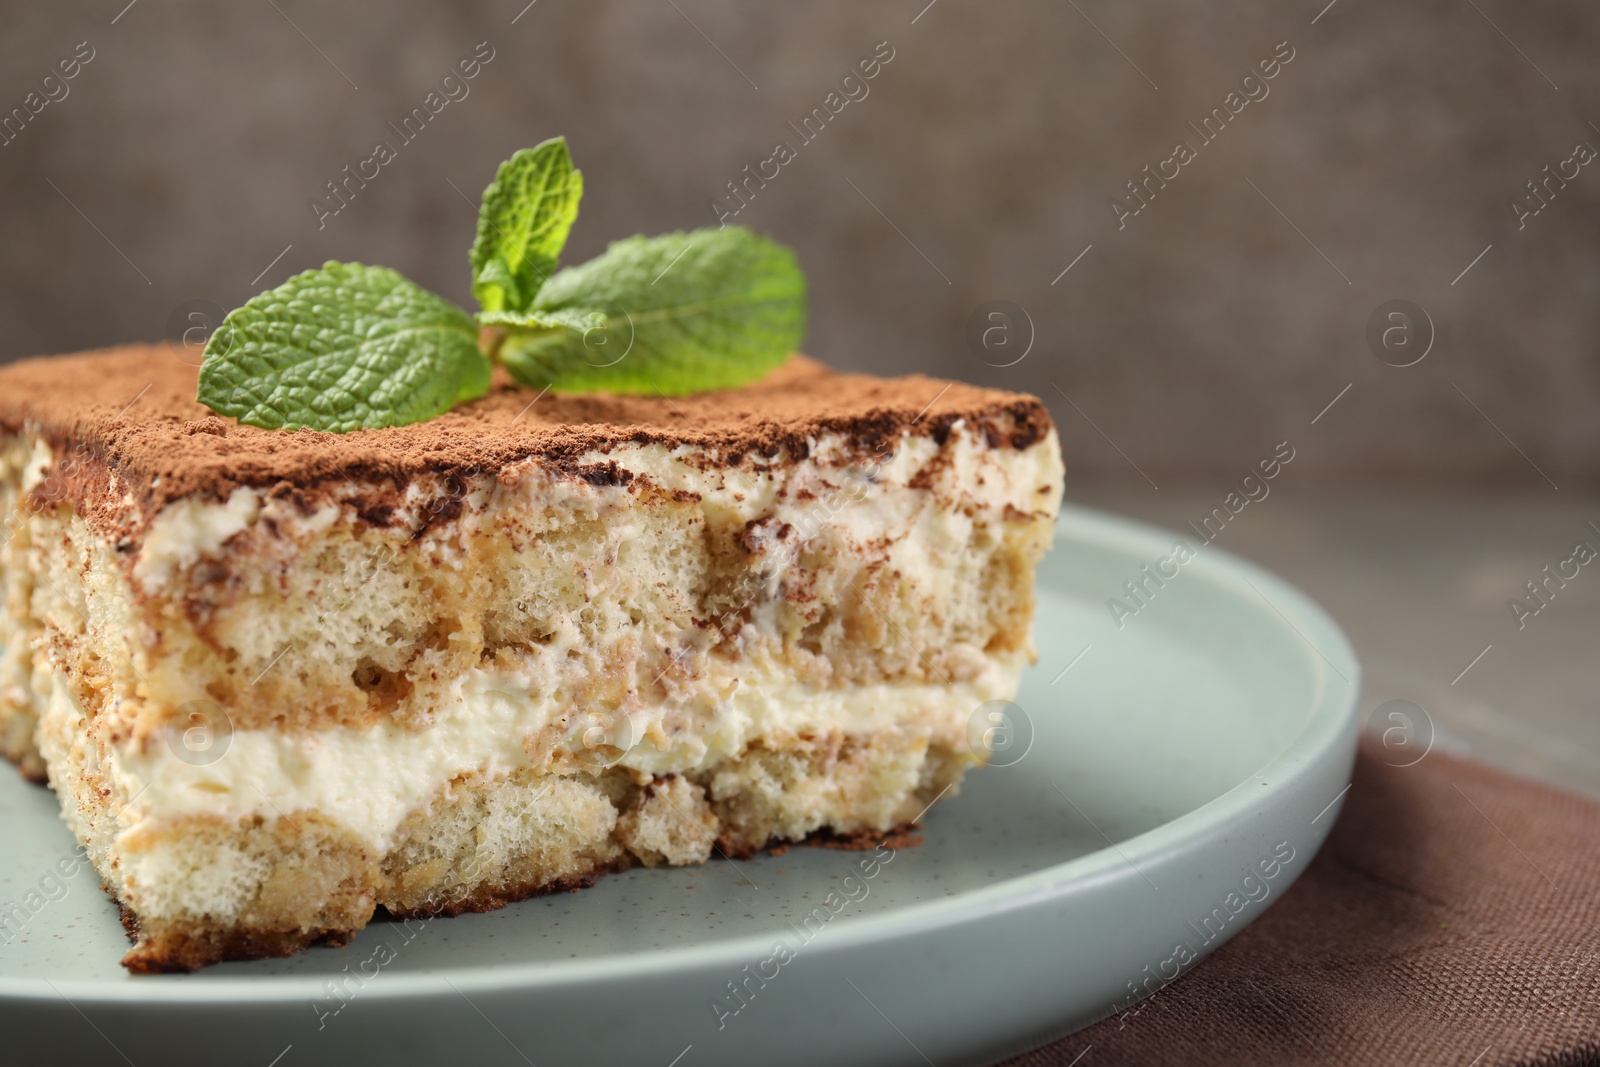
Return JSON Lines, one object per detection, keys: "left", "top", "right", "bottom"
{"left": 0, "top": 504, "right": 1360, "bottom": 1067}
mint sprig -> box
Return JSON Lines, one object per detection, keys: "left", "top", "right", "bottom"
{"left": 197, "top": 137, "right": 806, "bottom": 432}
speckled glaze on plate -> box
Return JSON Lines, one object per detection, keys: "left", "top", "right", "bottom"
{"left": 0, "top": 504, "right": 1360, "bottom": 1067}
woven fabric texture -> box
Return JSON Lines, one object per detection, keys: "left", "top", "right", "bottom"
{"left": 1003, "top": 738, "right": 1600, "bottom": 1067}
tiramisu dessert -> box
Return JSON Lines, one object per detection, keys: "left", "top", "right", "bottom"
{"left": 0, "top": 139, "right": 1064, "bottom": 971}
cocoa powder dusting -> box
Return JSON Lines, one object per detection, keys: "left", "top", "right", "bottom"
{"left": 0, "top": 343, "right": 1054, "bottom": 543}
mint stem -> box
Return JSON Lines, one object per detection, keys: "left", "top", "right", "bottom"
{"left": 478, "top": 325, "right": 508, "bottom": 364}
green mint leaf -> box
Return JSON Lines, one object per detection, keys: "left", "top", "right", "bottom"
{"left": 470, "top": 137, "right": 583, "bottom": 314}
{"left": 197, "top": 262, "right": 490, "bottom": 432}
{"left": 483, "top": 227, "right": 805, "bottom": 395}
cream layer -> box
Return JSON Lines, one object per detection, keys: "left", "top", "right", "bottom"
{"left": 46, "top": 658, "right": 1013, "bottom": 854}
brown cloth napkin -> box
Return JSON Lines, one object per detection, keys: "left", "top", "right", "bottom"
{"left": 1002, "top": 737, "right": 1600, "bottom": 1067}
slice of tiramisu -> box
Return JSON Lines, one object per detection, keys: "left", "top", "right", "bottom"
{"left": 0, "top": 343, "right": 1063, "bottom": 971}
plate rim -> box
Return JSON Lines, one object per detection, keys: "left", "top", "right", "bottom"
{"left": 0, "top": 502, "right": 1362, "bottom": 1005}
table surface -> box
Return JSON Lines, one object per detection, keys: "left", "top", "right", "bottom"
{"left": 1071, "top": 486, "right": 1600, "bottom": 799}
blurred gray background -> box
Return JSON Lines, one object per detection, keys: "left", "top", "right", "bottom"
{"left": 2, "top": 0, "right": 1597, "bottom": 486}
